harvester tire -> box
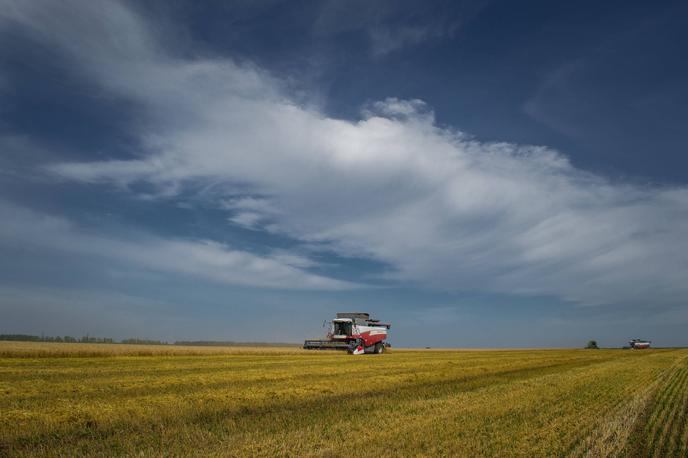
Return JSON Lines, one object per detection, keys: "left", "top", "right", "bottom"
{"left": 349, "top": 339, "right": 364, "bottom": 355}
{"left": 375, "top": 342, "right": 384, "bottom": 354}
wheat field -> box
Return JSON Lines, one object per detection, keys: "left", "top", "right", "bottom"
{"left": 0, "top": 341, "right": 686, "bottom": 457}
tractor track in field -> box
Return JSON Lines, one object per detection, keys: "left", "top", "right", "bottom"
{"left": 623, "top": 353, "right": 688, "bottom": 457}
{"left": 570, "top": 365, "right": 665, "bottom": 457}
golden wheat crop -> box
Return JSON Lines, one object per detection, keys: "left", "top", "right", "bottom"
{"left": 0, "top": 341, "right": 686, "bottom": 457}
{"left": 0, "top": 341, "right": 303, "bottom": 358}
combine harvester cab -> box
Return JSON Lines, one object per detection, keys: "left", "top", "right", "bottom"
{"left": 304, "top": 312, "right": 390, "bottom": 355}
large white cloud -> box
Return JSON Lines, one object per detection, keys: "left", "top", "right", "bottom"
{"left": 3, "top": 0, "right": 688, "bottom": 305}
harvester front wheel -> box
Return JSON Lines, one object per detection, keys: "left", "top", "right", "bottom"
{"left": 349, "top": 339, "right": 364, "bottom": 355}
{"left": 375, "top": 342, "right": 384, "bottom": 354}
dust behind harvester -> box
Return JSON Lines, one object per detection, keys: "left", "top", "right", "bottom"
{"left": 303, "top": 312, "right": 390, "bottom": 354}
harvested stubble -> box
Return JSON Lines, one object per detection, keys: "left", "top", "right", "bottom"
{"left": 0, "top": 341, "right": 686, "bottom": 457}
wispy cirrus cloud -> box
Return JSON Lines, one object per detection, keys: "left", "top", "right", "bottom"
{"left": 314, "top": 0, "right": 486, "bottom": 56}
{"left": 2, "top": 0, "right": 688, "bottom": 307}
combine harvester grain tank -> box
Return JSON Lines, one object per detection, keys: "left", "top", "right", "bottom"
{"left": 303, "top": 312, "right": 390, "bottom": 355}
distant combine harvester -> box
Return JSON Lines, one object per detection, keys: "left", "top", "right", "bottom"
{"left": 629, "top": 339, "right": 651, "bottom": 349}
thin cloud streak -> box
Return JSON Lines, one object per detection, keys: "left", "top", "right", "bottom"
{"left": 0, "top": 201, "right": 357, "bottom": 290}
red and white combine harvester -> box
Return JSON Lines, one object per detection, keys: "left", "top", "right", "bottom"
{"left": 303, "top": 312, "right": 390, "bottom": 355}
{"left": 629, "top": 339, "right": 651, "bottom": 349}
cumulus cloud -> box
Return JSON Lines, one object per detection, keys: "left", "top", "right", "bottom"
{"left": 3, "top": 0, "right": 688, "bottom": 306}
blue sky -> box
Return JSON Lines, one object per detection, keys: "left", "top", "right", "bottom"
{"left": 1, "top": 0, "right": 687, "bottom": 347}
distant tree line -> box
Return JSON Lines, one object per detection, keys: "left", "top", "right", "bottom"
{"left": 0, "top": 334, "right": 164, "bottom": 344}
{"left": 0, "top": 334, "right": 114, "bottom": 343}
{"left": 0, "top": 334, "right": 295, "bottom": 346}
{"left": 120, "top": 338, "right": 167, "bottom": 345}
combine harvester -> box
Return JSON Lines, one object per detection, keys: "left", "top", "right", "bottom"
{"left": 629, "top": 339, "right": 651, "bottom": 349}
{"left": 304, "top": 312, "right": 390, "bottom": 355}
